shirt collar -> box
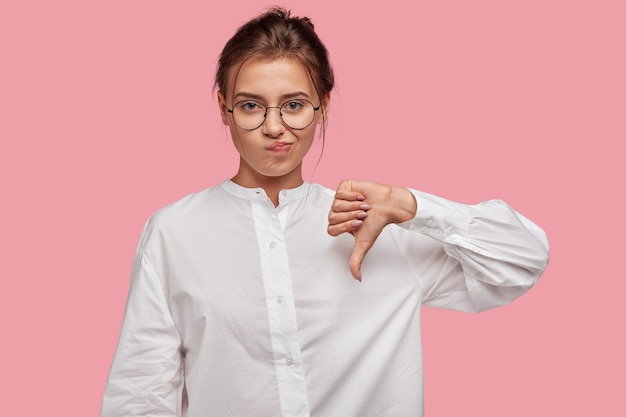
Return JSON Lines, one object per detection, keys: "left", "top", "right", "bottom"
{"left": 220, "top": 179, "right": 311, "bottom": 202}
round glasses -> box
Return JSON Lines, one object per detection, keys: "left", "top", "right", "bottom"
{"left": 227, "top": 99, "right": 320, "bottom": 130}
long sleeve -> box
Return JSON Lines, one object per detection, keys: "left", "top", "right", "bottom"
{"left": 100, "top": 232, "right": 185, "bottom": 417}
{"left": 398, "top": 190, "right": 549, "bottom": 312}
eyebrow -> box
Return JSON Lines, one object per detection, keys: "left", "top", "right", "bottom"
{"left": 233, "top": 91, "right": 313, "bottom": 102}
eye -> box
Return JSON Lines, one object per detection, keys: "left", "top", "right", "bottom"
{"left": 236, "top": 101, "right": 264, "bottom": 112}
{"left": 282, "top": 100, "right": 304, "bottom": 112}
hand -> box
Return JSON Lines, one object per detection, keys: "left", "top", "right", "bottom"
{"left": 327, "top": 180, "right": 417, "bottom": 281}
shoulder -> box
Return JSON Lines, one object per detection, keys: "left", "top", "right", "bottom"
{"left": 158, "top": 185, "right": 222, "bottom": 217}
{"left": 141, "top": 184, "right": 228, "bottom": 237}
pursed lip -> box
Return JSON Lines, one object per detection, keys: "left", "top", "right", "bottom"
{"left": 266, "top": 141, "right": 293, "bottom": 151}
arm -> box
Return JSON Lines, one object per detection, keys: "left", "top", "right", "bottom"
{"left": 328, "top": 179, "right": 549, "bottom": 311}
{"left": 101, "top": 230, "right": 184, "bottom": 417}
{"left": 400, "top": 189, "right": 549, "bottom": 312}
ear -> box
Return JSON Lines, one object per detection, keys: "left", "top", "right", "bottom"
{"left": 218, "top": 91, "right": 229, "bottom": 125}
{"left": 317, "top": 93, "right": 331, "bottom": 124}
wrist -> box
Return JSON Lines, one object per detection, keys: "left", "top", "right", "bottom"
{"left": 388, "top": 186, "right": 417, "bottom": 224}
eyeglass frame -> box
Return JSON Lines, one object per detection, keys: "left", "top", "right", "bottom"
{"left": 226, "top": 99, "right": 321, "bottom": 131}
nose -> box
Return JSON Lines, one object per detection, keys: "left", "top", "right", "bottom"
{"left": 261, "top": 107, "right": 285, "bottom": 137}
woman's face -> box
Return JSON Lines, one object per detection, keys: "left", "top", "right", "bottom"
{"left": 219, "top": 57, "right": 327, "bottom": 189}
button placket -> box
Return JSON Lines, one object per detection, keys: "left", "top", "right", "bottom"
{"left": 250, "top": 199, "right": 310, "bottom": 417}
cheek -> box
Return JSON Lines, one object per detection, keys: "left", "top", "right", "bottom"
{"left": 229, "top": 129, "right": 247, "bottom": 155}
{"left": 301, "top": 124, "right": 319, "bottom": 142}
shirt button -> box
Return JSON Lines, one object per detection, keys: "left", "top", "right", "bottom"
{"left": 276, "top": 295, "right": 283, "bottom": 304}
{"left": 445, "top": 227, "right": 453, "bottom": 236}
{"left": 286, "top": 356, "right": 294, "bottom": 366}
{"left": 426, "top": 219, "right": 434, "bottom": 227}
{"left": 281, "top": 189, "right": 287, "bottom": 196}
{"left": 269, "top": 242, "right": 276, "bottom": 249}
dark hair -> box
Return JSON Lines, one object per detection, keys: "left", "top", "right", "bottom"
{"left": 214, "top": 7, "right": 334, "bottom": 104}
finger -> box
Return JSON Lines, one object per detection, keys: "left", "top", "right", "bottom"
{"left": 328, "top": 210, "right": 368, "bottom": 226}
{"left": 327, "top": 219, "right": 364, "bottom": 236}
{"left": 334, "top": 189, "right": 365, "bottom": 202}
{"left": 331, "top": 199, "right": 371, "bottom": 214}
{"left": 349, "top": 240, "right": 375, "bottom": 281}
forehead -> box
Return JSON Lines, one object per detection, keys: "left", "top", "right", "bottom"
{"left": 229, "top": 57, "right": 316, "bottom": 100}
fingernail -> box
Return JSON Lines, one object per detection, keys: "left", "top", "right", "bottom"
{"left": 359, "top": 204, "right": 371, "bottom": 211}
{"left": 356, "top": 211, "right": 368, "bottom": 220}
{"left": 351, "top": 220, "right": 363, "bottom": 228}
{"left": 357, "top": 195, "right": 365, "bottom": 201}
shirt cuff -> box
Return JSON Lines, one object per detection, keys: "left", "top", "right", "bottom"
{"left": 397, "top": 189, "right": 470, "bottom": 244}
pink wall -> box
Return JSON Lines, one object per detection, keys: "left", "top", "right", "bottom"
{"left": 1, "top": 0, "right": 624, "bottom": 415}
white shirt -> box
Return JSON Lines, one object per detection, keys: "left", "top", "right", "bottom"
{"left": 100, "top": 180, "right": 549, "bottom": 417}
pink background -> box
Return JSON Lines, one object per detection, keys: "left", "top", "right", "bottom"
{"left": 1, "top": 0, "right": 624, "bottom": 415}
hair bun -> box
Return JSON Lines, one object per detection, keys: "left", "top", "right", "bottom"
{"left": 272, "top": 8, "right": 290, "bottom": 19}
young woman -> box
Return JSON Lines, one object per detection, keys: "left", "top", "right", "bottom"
{"left": 100, "top": 8, "right": 549, "bottom": 417}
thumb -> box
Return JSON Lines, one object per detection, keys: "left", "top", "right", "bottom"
{"left": 348, "top": 237, "right": 375, "bottom": 282}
